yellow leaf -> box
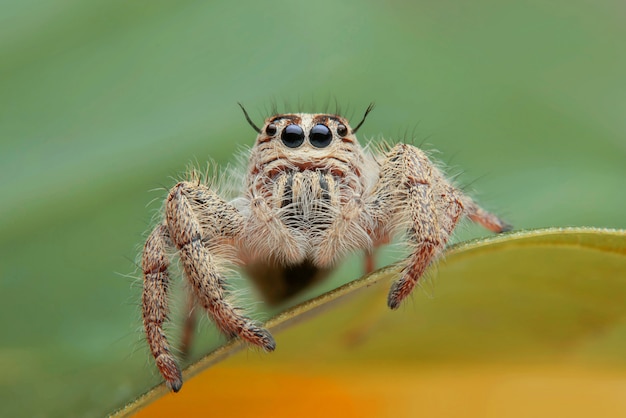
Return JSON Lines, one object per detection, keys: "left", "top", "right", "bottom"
{"left": 114, "top": 227, "right": 626, "bottom": 418}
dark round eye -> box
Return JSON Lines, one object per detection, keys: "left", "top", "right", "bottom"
{"left": 336, "top": 124, "right": 348, "bottom": 137}
{"left": 309, "top": 124, "right": 333, "bottom": 148}
{"left": 265, "top": 123, "right": 277, "bottom": 136}
{"left": 281, "top": 124, "right": 305, "bottom": 148}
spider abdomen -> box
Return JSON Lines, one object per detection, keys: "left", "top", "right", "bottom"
{"left": 245, "top": 258, "right": 332, "bottom": 305}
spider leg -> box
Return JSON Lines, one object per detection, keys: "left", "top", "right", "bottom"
{"left": 386, "top": 179, "right": 464, "bottom": 309}
{"left": 363, "top": 234, "right": 392, "bottom": 275}
{"left": 165, "top": 182, "right": 275, "bottom": 350}
{"left": 142, "top": 224, "right": 182, "bottom": 391}
{"left": 462, "top": 197, "right": 512, "bottom": 233}
{"left": 179, "top": 291, "right": 197, "bottom": 360}
{"left": 142, "top": 181, "right": 276, "bottom": 391}
{"left": 369, "top": 144, "right": 509, "bottom": 309}
{"left": 364, "top": 250, "right": 375, "bottom": 274}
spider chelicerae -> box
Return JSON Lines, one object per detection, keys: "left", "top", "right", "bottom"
{"left": 141, "top": 104, "right": 511, "bottom": 391}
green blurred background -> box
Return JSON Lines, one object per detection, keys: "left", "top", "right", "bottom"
{"left": 0, "top": 0, "right": 624, "bottom": 416}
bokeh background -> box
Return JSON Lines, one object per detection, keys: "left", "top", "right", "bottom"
{"left": 1, "top": 0, "right": 624, "bottom": 416}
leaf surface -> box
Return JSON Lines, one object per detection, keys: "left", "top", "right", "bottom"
{"left": 115, "top": 228, "right": 626, "bottom": 417}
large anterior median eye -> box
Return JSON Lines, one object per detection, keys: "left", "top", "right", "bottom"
{"left": 281, "top": 124, "right": 305, "bottom": 148}
{"left": 309, "top": 124, "right": 332, "bottom": 148}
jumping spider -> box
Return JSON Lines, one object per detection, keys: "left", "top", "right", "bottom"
{"left": 141, "top": 104, "right": 511, "bottom": 391}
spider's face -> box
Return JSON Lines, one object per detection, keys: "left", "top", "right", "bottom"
{"left": 261, "top": 113, "right": 354, "bottom": 148}
{"left": 253, "top": 113, "right": 358, "bottom": 170}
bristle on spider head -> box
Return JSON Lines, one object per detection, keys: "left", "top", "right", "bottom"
{"left": 238, "top": 102, "right": 261, "bottom": 134}
{"left": 352, "top": 102, "right": 375, "bottom": 134}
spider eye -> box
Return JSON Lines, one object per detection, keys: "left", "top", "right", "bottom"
{"left": 281, "top": 124, "right": 305, "bottom": 148}
{"left": 309, "top": 124, "right": 333, "bottom": 148}
{"left": 265, "top": 123, "right": 277, "bottom": 136}
{"left": 336, "top": 124, "right": 348, "bottom": 137}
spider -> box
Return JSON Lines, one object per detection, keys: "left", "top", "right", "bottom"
{"left": 141, "top": 104, "right": 511, "bottom": 392}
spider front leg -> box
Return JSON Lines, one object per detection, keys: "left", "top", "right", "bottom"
{"left": 142, "top": 181, "right": 275, "bottom": 392}
{"left": 142, "top": 224, "right": 182, "bottom": 391}
{"left": 369, "top": 144, "right": 510, "bottom": 310}
{"left": 179, "top": 292, "right": 197, "bottom": 360}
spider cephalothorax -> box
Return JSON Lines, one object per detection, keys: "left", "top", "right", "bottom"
{"left": 141, "top": 105, "right": 511, "bottom": 392}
